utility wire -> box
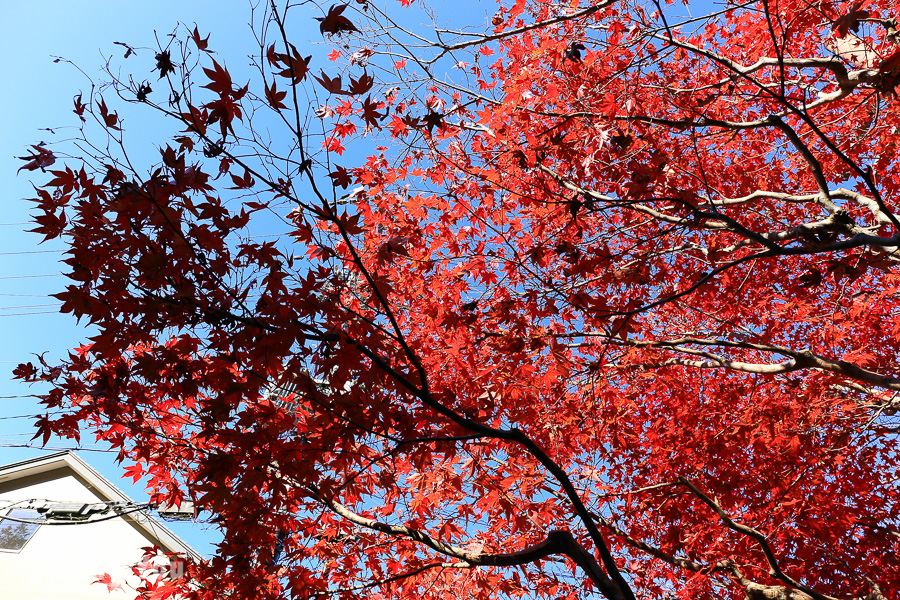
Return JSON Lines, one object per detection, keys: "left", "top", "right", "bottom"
{"left": 0, "top": 443, "right": 115, "bottom": 453}
{"left": 0, "top": 304, "right": 59, "bottom": 310}
{"left": 0, "top": 293, "right": 56, "bottom": 298}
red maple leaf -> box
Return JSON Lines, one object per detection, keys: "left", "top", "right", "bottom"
{"left": 17, "top": 144, "right": 56, "bottom": 173}
{"left": 832, "top": 2, "right": 869, "bottom": 38}
{"left": 73, "top": 93, "right": 86, "bottom": 121}
{"left": 93, "top": 573, "right": 124, "bottom": 593}
{"left": 329, "top": 166, "right": 354, "bottom": 189}
{"left": 191, "top": 25, "right": 211, "bottom": 52}
{"left": 316, "top": 4, "right": 358, "bottom": 37}
{"left": 348, "top": 71, "right": 374, "bottom": 95}
{"left": 228, "top": 169, "right": 256, "bottom": 189}
{"left": 265, "top": 80, "right": 288, "bottom": 110}
{"left": 202, "top": 59, "right": 234, "bottom": 97}
{"left": 377, "top": 236, "right": 409, "bottom": 263}
{"left": 315, "top": 71, "right": 349, "bottom": 95}
{"left": 360, "top": 96, "right": 385, "bottom": 128}
{"left": 275, "top": 46, "right": 312, "bottom": 84}
{"left": 97, "top": 98, "right": 121, "bottom": 130}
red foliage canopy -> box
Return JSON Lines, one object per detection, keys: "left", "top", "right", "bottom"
{"left": 16, "top": 0, "right": 900, "bottom": 599}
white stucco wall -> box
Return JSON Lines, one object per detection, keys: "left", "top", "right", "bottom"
{"left": 0, "top": 467, "right": 175, "bottom": 600}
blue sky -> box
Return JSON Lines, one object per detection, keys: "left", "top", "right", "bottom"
{"left": 0, "top": 0, "right": 313, "bottom": 557}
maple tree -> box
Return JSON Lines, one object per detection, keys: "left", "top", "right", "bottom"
{"left": 14, "top": 0, "right": 900, "bottom": 598}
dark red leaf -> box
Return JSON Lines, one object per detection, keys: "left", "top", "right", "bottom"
{"left": 316, "top": 4, "right": 359, "bottom": 37}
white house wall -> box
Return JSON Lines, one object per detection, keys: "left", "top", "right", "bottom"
{"left": 0, "top": 466, "right": 172, "bottom": 600}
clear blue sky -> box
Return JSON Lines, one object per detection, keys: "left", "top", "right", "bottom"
{"left": 0, "top": 0, "right": 313, "bottom": 557}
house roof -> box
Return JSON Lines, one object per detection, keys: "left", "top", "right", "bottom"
{"left": 0, "top": 451, "right": 201, "bottom": 561}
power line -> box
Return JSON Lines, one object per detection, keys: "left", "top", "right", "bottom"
{"left": 0, "top": 443, "right": 115, "bottom": 453}
{"left": 0, "top": 274, "right": 63, "bottom": 280}
{"left": 0, "top": 304, "right": 59, "bottom": 310}
{"left": 0, "top": 294, "right": 55, "bottom": 298}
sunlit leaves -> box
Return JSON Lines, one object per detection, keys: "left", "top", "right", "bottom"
{"left": 17, "top": 2, "right": 900, "bottom": 600}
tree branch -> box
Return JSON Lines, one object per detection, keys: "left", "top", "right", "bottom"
{"left": 314, "top": 491, "right": 621, "bottom": 598}
{"left": 677, "top": 478, "right": 838, "bottom": 600}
